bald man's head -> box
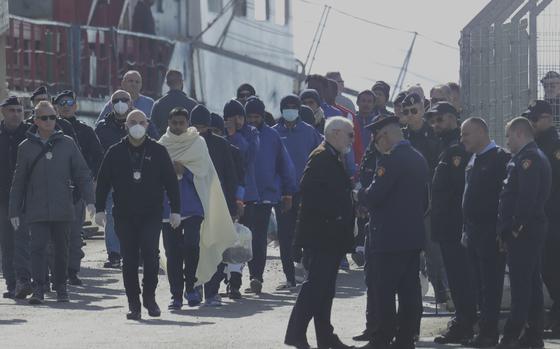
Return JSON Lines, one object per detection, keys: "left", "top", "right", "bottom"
{"left": 33, "top": 101, "right": 57, "bottom": 134}
{"left": 461, "top": 117, "right": 490, "bottom": 153}
{"left": 126, "top": 110, "right": 149, "bottom": 141}
{"left": 122, "top": 71, "right": 142, "bottom": 99}
{"left": 506, "top": 117, "right": 534, "bottom": 154}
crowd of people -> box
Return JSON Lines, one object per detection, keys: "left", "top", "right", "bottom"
{"left": 1, "top": 67, "right": 560, "bottom": 349}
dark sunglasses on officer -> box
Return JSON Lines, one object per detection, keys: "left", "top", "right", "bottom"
{"left": 58, "top": 99, "right": 76, "bottom": 107}
{"left": 36, "top": 114, "right": 57, "bottom": 121}
{"left": 402, "top": 107, "right": 419, "bottom": 116}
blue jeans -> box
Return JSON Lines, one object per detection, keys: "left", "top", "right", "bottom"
{"left": 104, "top": 192, "right": 120, "bottom": 257}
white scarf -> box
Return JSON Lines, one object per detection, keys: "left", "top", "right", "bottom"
{"left": 159, "top": 127, "right": 237, "bottom": 285}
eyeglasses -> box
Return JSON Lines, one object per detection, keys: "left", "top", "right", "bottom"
{"left": 112, "top": 98, "right": 130, "bottom": 104}
{"left": 402, "top": 108, "right": 418, "bottom": 116}
{"left": 37, "top": 114, "right": 57, "bottom": 121}
{"left": 58, "top": 99, "right": 76, "bottom": 107}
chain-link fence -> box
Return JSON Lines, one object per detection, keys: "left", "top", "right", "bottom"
{"left": 460, "top": 0, "right": 559, "bottom": 145}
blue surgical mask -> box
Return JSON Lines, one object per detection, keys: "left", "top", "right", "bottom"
{"left": 282, "top": 109, "right": 299, "bottom": 122}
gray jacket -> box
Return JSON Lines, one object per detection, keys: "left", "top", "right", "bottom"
{"left": 9, "top": 127, "right": 94, "bottom": 223}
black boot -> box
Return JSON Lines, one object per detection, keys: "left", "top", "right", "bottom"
{"left": 56, "top": 285, "right": 69, "bottom": 302}
{"left": 68, "top": 270, "right": 83, "bottom": 286}
{"left": 127, "top": 298, "right": 141, "bottom": 320}
{"left": 143, "top": 297, "right": 161, "bottom": 317}
{"left": 228, "top": 272, "right": 242, "bottom": 299}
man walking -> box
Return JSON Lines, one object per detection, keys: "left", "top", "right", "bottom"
{"left": 9, "top": 101, "right": 95, "bottom": 304}
{"left": 0, "top": 96, "right": 31, "bottom": 299}
{"left": 285, "top": 117, "right": 355, "bottom": 349}
{"left": 95, "top": 110, "right": 180, "bottom": 320}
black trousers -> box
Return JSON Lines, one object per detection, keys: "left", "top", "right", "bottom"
{"left": 241, "top": 203, "right": 272, "bottom": 283}
{"left": 543, "top": 234, "right": 560, "bottom": 321}
{"left": 467, "top": 235, "right": 506, "bottom": 337}
{"left": 204, "top": 263, "right": 227, "bottom": 298}
{"left": 162, "top": 216, "right": 203, "bottom": 298}
{"left": 364, "top": 257, "right": 377, "bottom": 335}
{"left": 503, "top": 230, "right": 545, "bottom": 339}
{"left": 275, "top": 194, "right": 300, "bottom": 284}
{"left": 0, "top": 206, "right": 31, "bottom": 290}
{"left": 114, "top": 214, "right": 161, "bottom": 304}
{"left": 440, "top": 240, "right": 477, "bottom": 328}
{"left": 369, "top": 250, "right": 422, "bottom": 346}
{"left": 29, "top": 222, "right": 70, "bottom": 289}
{"left": 285, "top": 248, "right": 344, "bottom": 347}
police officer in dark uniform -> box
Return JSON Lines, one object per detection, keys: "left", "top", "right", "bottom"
{"left": 460, "top": 117, "right": 510, "bottom": 347}
{"left": 426, "top": 102, "right": 477, "bottom": 344}
{"left": 353, "top": 112, "right": 391, "bottom": 343}
{"left": 357, "top": 116, "right": 429, "bottom": 349}
{"left": 54, "top": 90, "right": 104, "bottom": 285}
{"left": 522, "top": 100, "right": 560, "bottom": 337}
{"left": 496, "top": 117, "right": 551, "bottom": 349}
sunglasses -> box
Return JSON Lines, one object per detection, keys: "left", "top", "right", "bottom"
{"left": 59, "top": 99, "right": 76, "bottom": 107}
{"left": 402, "top": 108, "right": 418, "bottom": 116}
{"left": 112, "top": 98, "right": 130, "bottom": 104}
{"left": 37, "top": 114, "right": 57, "bottom": 121}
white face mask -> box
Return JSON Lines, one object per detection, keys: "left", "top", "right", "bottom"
{"left": 128, "top": 124, "right": 146, "bottom": 140}
{"left": 113, "top": 101, "right": 129, "bottom": 115}
{"left": 282, "top": 109, "right": 299, "bottom": 122}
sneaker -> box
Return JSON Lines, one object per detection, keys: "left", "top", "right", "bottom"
{"left": 227, "top": 285, "right": 242, "bottom": 300}
{"left": 56, "top": 286, "right": 70, "bottom": 302}
{"left": 14, "top": 281, "right": 33, "bottom": 299}
{"left": 103, "top": 258, "right": 121, "bottom": 269}
{"left": 275, "top": 281, "right": 297, "bottom": 291}
{"left": 249, "top": 279, "right": 263, "bottom": 294}
{"left": 204, "top": 295, "right": 223, "bottom": 307}
{"left": 339, "top": 256, "right": 350, "bottom": 271}
{"left": 3, "top": 290, "right": 15, "bottom": 299}
{"left": 168, "top": 297, "right": 183, "bottom": 310}
{"left": 184, "top": 288, "right": 202, "bottom": 307}
{"left": 68, "top": 272, "right": 83, "bottom": 286}
{"left": 351, "top": 251, "right": 365, "bottom": 267}
{"left": 143, "top": 299, "right": 161, "bottom": 317}
{"left": 28, "top": 290, "right": 44, "bottom": 305}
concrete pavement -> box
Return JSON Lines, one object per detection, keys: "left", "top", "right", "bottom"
{"left": 0, "top": 235, "right": 559, "bottom": 349}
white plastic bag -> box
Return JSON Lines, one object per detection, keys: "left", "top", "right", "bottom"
{"left": 222, "top": 223, "right": 253, "bottom": 264}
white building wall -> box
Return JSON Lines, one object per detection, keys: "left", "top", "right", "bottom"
{"left": 193, "top": 0, "right": 296, "bottom": 115}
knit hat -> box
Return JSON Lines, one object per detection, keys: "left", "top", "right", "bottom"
{"left": 372, "top": 81, "right": 390, "bottom": 100}
{"left": 299, "top": 105, "right": 315, "bottom": 126}
{"left": 244, "top": 97, "right": 265, "bottom": 117}
{"left": 236, "top": 83, "right": 256, "bottom": 99}
{"left": 299, "top": 89, "right": 321, "bottom": 105}
{"left": 280, "top": 94, "right": 301, "bottom": 111}
{"left": 210, "top": 113, "right": 225, "bottom": 131}
{"left": 223, "top": 99, "right": 246, "bottom": 119}
{"left": 190, "top": 104, "right": 211, "bottom": 126}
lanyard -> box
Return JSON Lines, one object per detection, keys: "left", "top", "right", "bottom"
{"left": 128, "top": 146, "right": 146, "bottom": 183}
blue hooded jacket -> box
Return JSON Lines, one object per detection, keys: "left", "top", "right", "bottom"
{"left": 227, "top": 123, "right": 260, "bottom": 202}
{"left": 253, "top": 124, "right": 297, "bottom": 203}
{"left": 273, "top": 119, "right": 322, "bottom": 187}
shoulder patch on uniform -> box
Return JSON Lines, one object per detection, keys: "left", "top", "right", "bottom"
{"left": 376, "top": 166, "right": 385, "bottom": 177}
{"left": 452, "top": 155, "right": 462, "bottom": 167}
{"left": 555, "top": 150, "right": 560, "bottom": 160}
{"left": 521, "top": 159, "right": 532, "bottom": 170}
